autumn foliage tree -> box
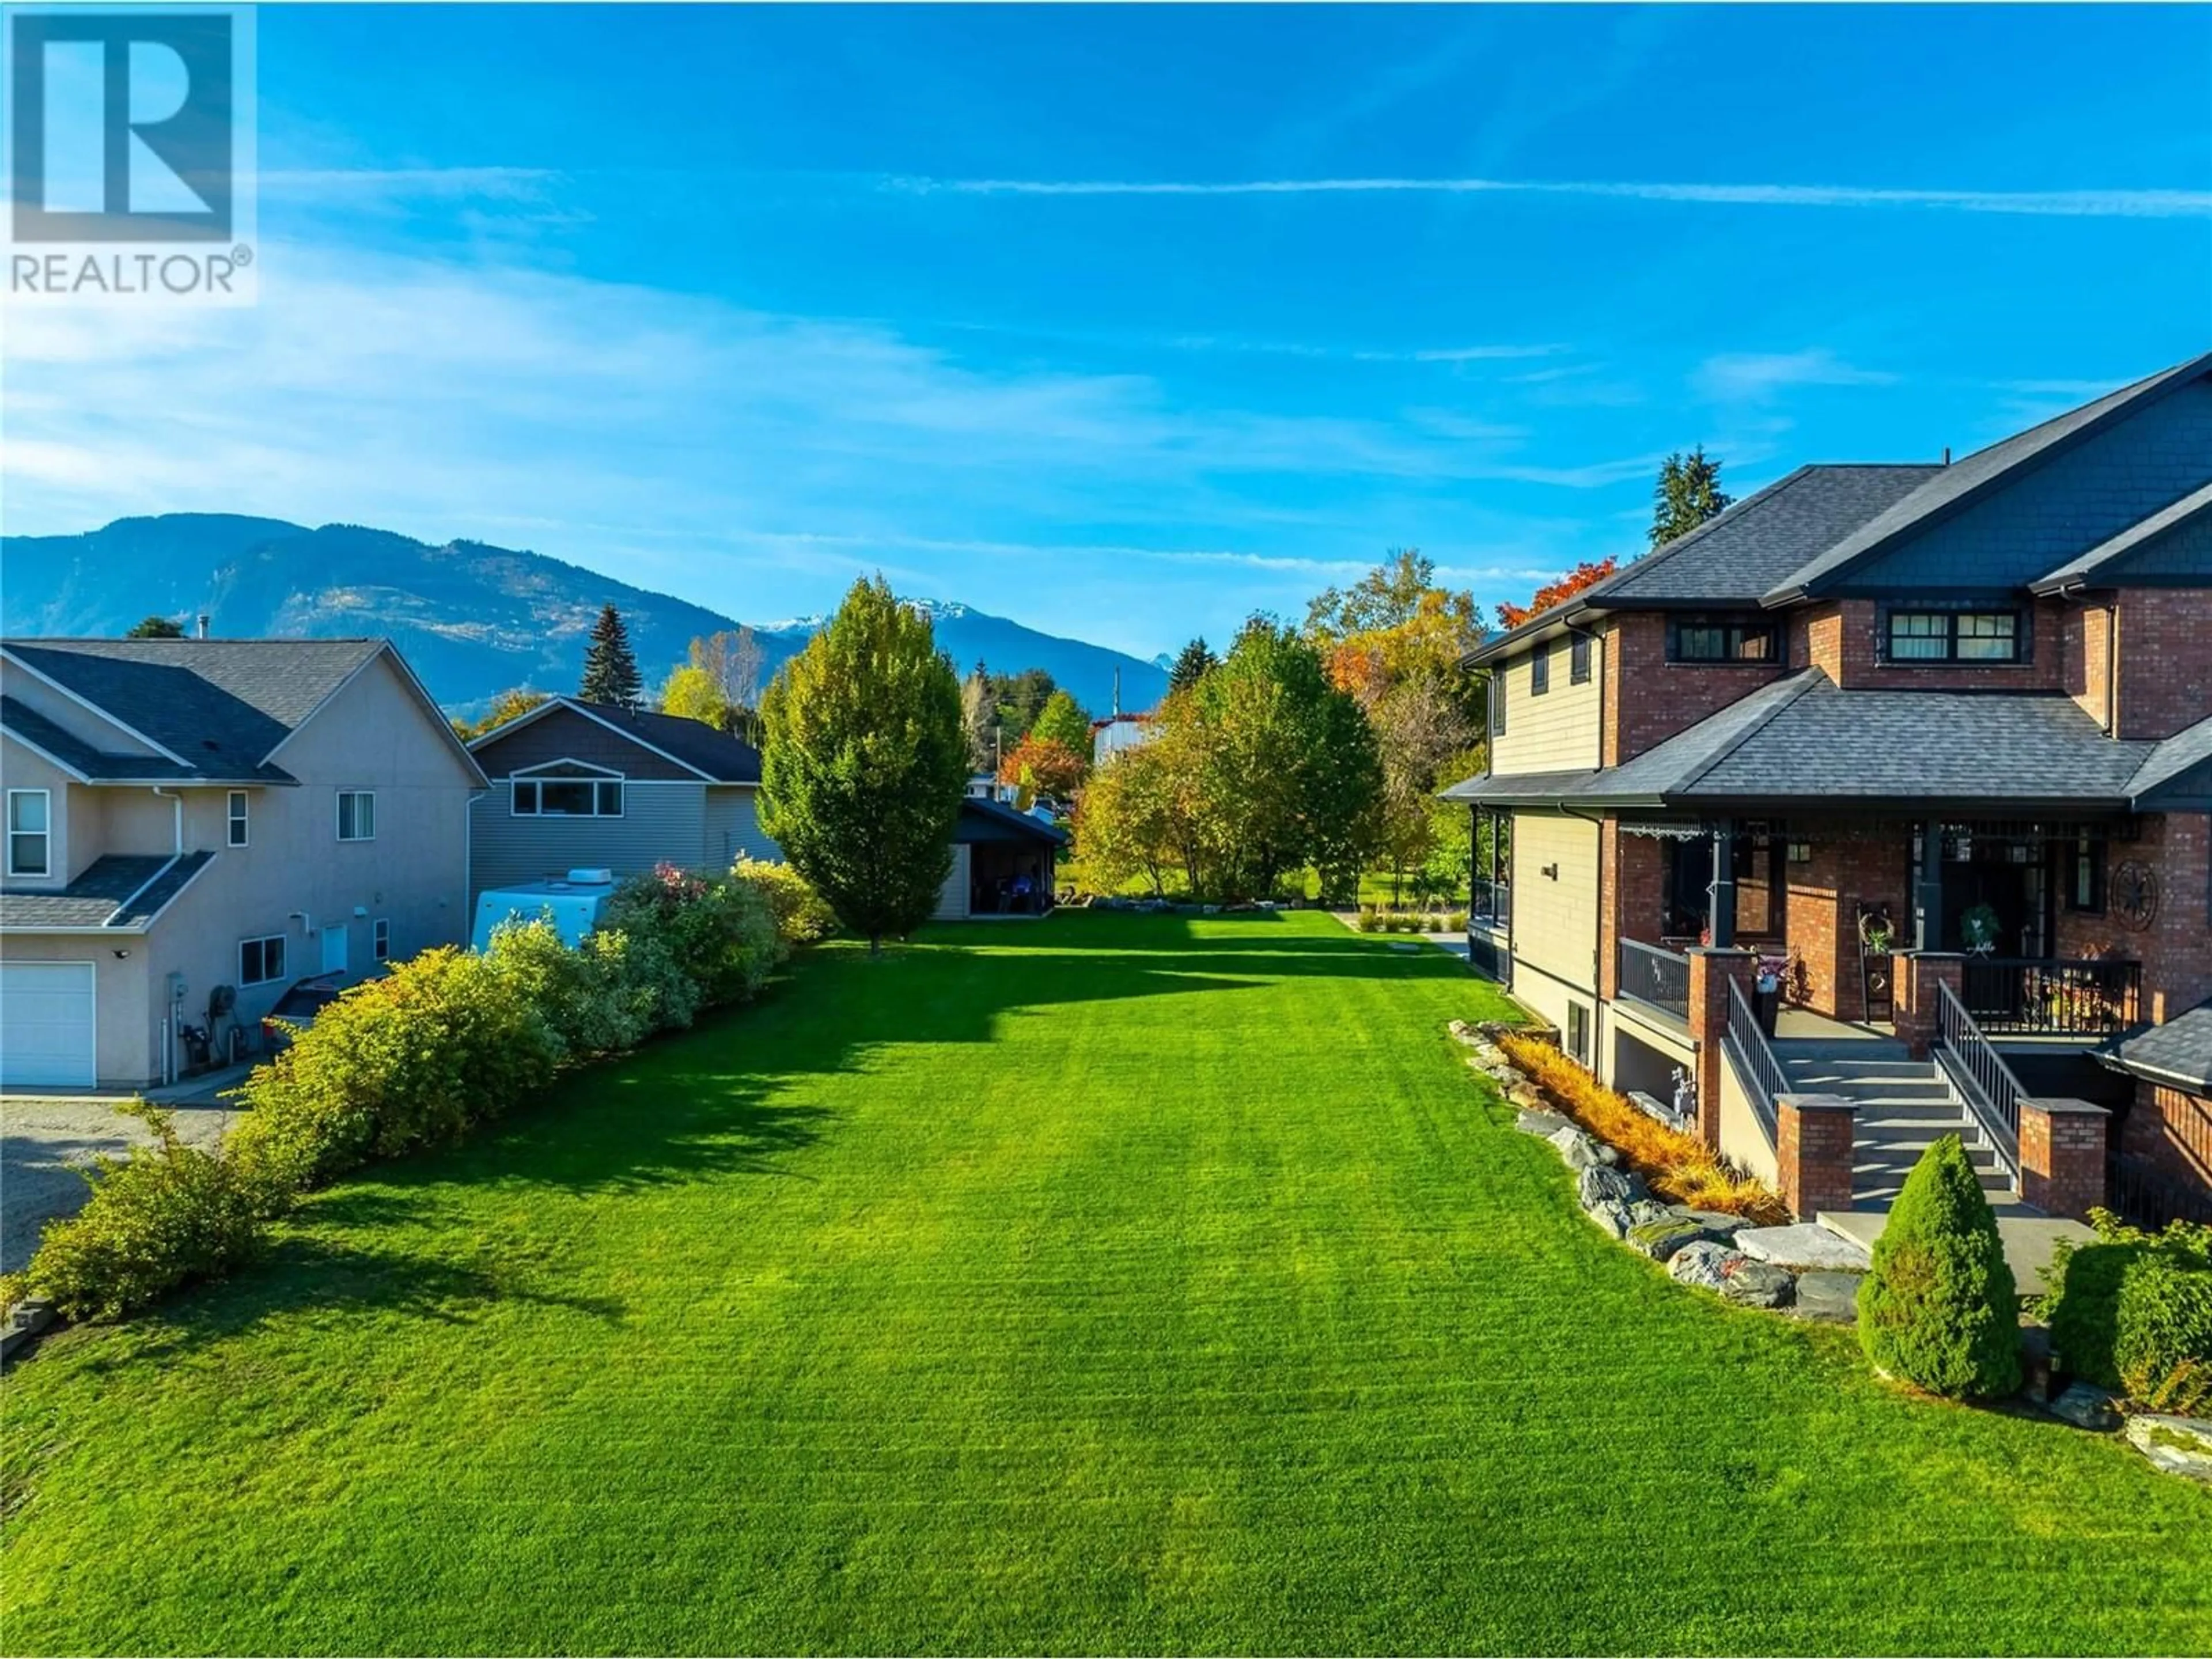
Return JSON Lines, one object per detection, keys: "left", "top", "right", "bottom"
{"left": 998, "top": 734, "right": 1086, "bottom": 807}
{"left": 1493, "top": 559, "right": 1618, "bottom": 632}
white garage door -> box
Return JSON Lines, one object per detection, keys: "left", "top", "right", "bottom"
{"left": 0, "top": 962, "right": 97, "bottom": 1088}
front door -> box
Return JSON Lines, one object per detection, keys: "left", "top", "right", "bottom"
{"left": 321, "top": 923, "right": 349, "bottom": 975}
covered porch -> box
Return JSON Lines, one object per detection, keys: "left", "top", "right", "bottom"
{"left": 1605, "top": 812, "right": 2145, "bottom": 1040}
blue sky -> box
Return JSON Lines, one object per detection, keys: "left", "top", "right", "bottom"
{"left": 7, "top": 3, "right": 2210, "bottom": 659}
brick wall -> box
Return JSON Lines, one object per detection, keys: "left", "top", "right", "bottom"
{"left": 1777, "top": 1096, "right": 1856, "bottom": 1218}
{"left": 2054, "top": 812, "right": 2212, "bottom": 1023}
{"left": 2062, "top": 600, "right": 2116, "bottom": 731}
{"left": 2019, "top": 1100, "right": 2109, "bottom": 1222}
{"left": 1782, "top": 824, "right": 1910, "bottom": 1020}
{"left": 1601, "top": 615, "right": 1787, "bottom": 765}
{"left": 1791, "top": 598, "right": 2071, "bottom": 692}
{"left": 2126, "top": 1081, "right": 2212, "bottom": 1193}
{"left": 2114, "top": 588, "right": 2212, "bottom": 740}
{"left": 1597, "top": 820, "right": 1671, "bottom": 1001}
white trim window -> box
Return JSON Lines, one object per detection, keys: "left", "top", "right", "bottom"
{"left": 6, "top": 789, "right": 51, "bottom": 876}
{"left": 336, "top": 790, "right": 376, "bottom": 842}
{"left": 509, "top": 759, "right": 624, "bottom": 818}
{"left": 228, "top": 790, "right": 250, "bottom": 847}
{"left": 373, "top": 918, "right": 391, "bottom": 961}
{"left": 240, "top": 933, "right": 287, "bottom": 986}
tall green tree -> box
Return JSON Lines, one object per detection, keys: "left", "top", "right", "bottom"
{"left": 125, "top": 615, "right": 185, "bottom": 639}
{"left": 986, "top": 666, "right": 1057, "bottom": 740}
{"left": 1167, "top": 637, "right": 1217, "bottom": 696}
{"left": 579, "top": 604, "right": 643, "bottom": 709}
{"left": 1030, "top": 689, "right": 1093, "bottom": 767}
{"left": 759, "top": 577, "right": 968, "bottom": 956}
{"left": 1650, "top": 446, "right": 1733, "bottom": 549}
{"left": 659, "top": 664, "right": 733, "bottom": 730}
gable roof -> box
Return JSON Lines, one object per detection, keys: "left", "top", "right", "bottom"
{"left": 469, "top": 696, "right": 763, "bottom": 783}
{"left": 0, "top": 638, "right": 486, "bottom": 787}
{"left": 2130, "top": 711, "right": 2212, "bottom": 808}
{"left": 2030, "top": 479, "right": 2212, "bottom": 593}
{"left": 1465, "top": 464, "right": 1939, "bottom": 665}
{"left": 1761, "top": 351, "right": 2212, "bottom": 604}
{"left": 1444, "top": 669, "right": 2157, "bottom": 812}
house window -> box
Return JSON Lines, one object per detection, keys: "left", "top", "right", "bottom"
{"left": 239, "top": 934, "right": 286, "bottom": 986}
{"left": 510, "top": 777, "right": 623, "bottom": 816}
{"left": 1490, "top": 671, "right": 1507, "bottom": 736}
{"left": 228, "top": 790, "right": 249, "bottom": 847}
{"left": 5, "top": 789, "right": 50, "bottom": 876}
{"left": 2069, "top": 833, "right": 2106, "bottom": 914}
{"left": 1566, "top": 1002, "right": 1591, "bottom": 1069}
{"left": 1569, "top": 633, "right": 1592, "bottom": 685}
{"left": 1884, "top": 607, "right": 2023, "bottom": 664}
{"left": 1668, "top": 617, "right": 1780, "bottom": 664}
{"left": 336, "top": 790, "right": 376, "bottom": 841}
{"left": 373, "top": 918, "right": 391, "bottom": 961}
{"left": 1531, "top": 642, "right": 1551, "bottom": 696}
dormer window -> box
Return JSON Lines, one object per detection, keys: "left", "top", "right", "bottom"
{"left": 1668, "top": 615, "right": 1780, "bottom": 664}
{"left": 510, "top": 759, "right": 624, "bottom": 817}
{"left": 1881, "top": 604, "right": 2026, "bottom": 664}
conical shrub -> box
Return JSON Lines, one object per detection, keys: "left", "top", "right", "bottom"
{"left": 1857, "top": 1135, "right": 2022, "bottom": 1398}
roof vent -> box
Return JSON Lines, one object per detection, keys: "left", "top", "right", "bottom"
{"left": 566, "top": 868, "right": 615, "bottom": 885}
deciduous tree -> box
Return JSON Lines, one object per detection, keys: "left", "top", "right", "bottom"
{"left": 1029, "top": 689, "right": 1093, "bottom": 771}
{"left": 997, "top": 733, "right": 1085, "bottom": 808}
{"left": 126, "top": 615, "right": 185, "bottom": 639}
{"left": 1494, "top": 560, "right": 1617, "bottom": 632}
{"left": 452, "top": 688, "right": 548, "bottom": 741}
{"left": 659, "top": 664, "right": 733, "bottom": 730}
{"left": 759, "top": 577, "right": 967, "bottom": 956}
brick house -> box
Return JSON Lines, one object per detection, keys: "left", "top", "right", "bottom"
{"left": 1445, "top": 353, "right": 2212, "bottom": 1226}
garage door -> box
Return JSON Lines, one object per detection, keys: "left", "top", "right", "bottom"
{"left": 0, "top": 962, "right": 97, "bottom": 1088}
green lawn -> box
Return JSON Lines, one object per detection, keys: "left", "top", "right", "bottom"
{"left": 3, "top": 912, "right": 2206, "bottom": 1655}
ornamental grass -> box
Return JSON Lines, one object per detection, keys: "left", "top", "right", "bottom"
{"left": 1497, "top": 1032, "right": 1787, "bottom": 1224}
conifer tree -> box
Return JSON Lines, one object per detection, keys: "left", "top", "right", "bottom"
{"left": 1650, "top": 446, "right": 1733, "bottom": 548}
{"left": 579, "top": 604, "right": 643, "bottom": 709}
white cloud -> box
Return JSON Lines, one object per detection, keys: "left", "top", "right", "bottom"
{"left": 884, "top": 174, "right": 2212, "bottom": 219}
{"left": 1693, "top": 349, "right": 1897, "bottom": 403}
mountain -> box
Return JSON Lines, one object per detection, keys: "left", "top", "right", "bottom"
{"left": 0, "top": 514, "right": 1168, "bottom": 717}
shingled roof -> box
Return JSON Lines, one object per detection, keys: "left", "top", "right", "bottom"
{"left": 0, "top": 851, "right": 215, "bottom": 930}
{"left": 470, "top": 696, "right": 764, "bottom": 783}
{"left": 2105, "top": 1001, "right": 2212, "bottom": 1093}
{"left": 1442, "top": 669, "right": 2160, "bottom": 812}
{"left": 2, "top": 638, "right": 388, "bottom": 783}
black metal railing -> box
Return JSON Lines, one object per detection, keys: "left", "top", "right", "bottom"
{"left": 1467, "top": 930, "right": 1511, "bottom": 986}
{"left": 1721, "top": 975, "right": 1782, "bottom": 1150}
{"left": 1618, "top": 938, "right": 1691, "bottom": 1022}
{"left": 1471, "top": 877, "right": 1512, "bottom": 927}
{"left": 1959, "top": 957, "right": 2143, "bottom": 1036}
{"left": 2104, "top": 1150, "right": 2212, "bottom": 1230}
{"left": 1934, "top": 981, "right": 2022, "bottom": 1189}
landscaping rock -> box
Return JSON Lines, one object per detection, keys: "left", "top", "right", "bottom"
{"left": 1587, "top": 1200, "right": 1631, "bottom": 1240}
{"left": 1446, "top": 1020, "right": 1482, "bottom": 1046}
{"left": 1514, "top": 1109, "right": 1570, "bottom": 1138}
{"left": 2124, "top": 1414, "right": 2212, "bottom": 1482}
{"left": 1508, "top": 1086, "right": 1548, "bottom": 1112}
{"left": 1627, "top": 1215, "right": 1717, "bottom": 1263}
{"left": 1577, "top": 1165, "right": 1637, "bottom": 1210}
{"left": 2048, "top": 1382, "right": 2120, "bottom": 1432}
{"left": 1547, "top": 1126, "right": 1603, "bottom": 1169}
{"left": 1624, "top": 1199, "right": 1674, "bottom": 1230}
{"left": 1672, "top": 1207, "right": 1750, "bottom": 1240}
{"left": 1787, "top": 1270, "right": 1865, "bottom": 1323}
{"left": 1668, "top": 1240, "right": 1738, "bottom": 1290}
{"left": 1734, "top": 1224, "right": 1872, "bottom": 1272}
{"left": 1717, "top": 1257, "right": 1796, "bottom": 1309}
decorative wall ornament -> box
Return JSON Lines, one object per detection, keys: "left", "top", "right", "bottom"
{"left": 2111, "top": 859, "right": 2160, "bottom": 930}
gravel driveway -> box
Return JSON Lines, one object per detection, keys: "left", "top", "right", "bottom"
{"left": 2, "top": 1085, "right": 244, "bottom": 1277}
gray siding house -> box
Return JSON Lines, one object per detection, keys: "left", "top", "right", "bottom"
{"left": 467, "top": 698, "right": 778, "bottom": 899}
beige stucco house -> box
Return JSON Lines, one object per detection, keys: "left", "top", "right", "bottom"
{"left": 0, "top": 638, "right": 486, "bottom": 1089}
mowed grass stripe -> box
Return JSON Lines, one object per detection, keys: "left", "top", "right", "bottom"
{"left": 2, "top": 912, "right": 2207, "bottom": 1656}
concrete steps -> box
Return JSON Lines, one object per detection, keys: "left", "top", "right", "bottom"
{"left": 1777, "top": 1037, "right": 2014, "bottom": 1206}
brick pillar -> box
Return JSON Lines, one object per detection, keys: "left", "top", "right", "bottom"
{"left": 1687, "top": 947, "right": 1760, "bottom": 1150}
{"left": 1893, "top": 952, "right": 1965, "bottom": 1060}
{"left": 2019, "top": 1097, "right": 2109, "bottom": 1221}
{"left": 1778, "top": 1094, "right": 1857, "bottom": 1219}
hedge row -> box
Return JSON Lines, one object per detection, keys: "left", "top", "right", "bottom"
{"left": 2046, "top": 1211, "right": 2212, "bottom": 1414}
{"left": 4, "top": 861, "right": 825, "bottom": 1321}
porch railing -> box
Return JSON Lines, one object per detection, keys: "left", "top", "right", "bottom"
{"left": 1959, "top": 956, "right": 2143, "bottom": 1036}
{"left": 1618, "top": 938, "right": 1691, "bottom": 1023}
{"left": 1933, "top": 981, "right": 2023, "bottom": 1190}
{"left": 2105, "top": 1150, "right": 2212, "bottom": 1230}
{"left": 1471, "top": 877, "right": 1512, "bottom": 928}
{"left": 1721, "top": 975, "right": 1782, "bottom": 1150}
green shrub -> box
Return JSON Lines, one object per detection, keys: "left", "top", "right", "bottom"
{"left": 2, "top": 1105, "right": 276, "bottom": 1320}
{"left": 1857, "top": 1136, "right": 2021, "bottom": 1398}
{"left": 604, "top": 863, "right": 783, "bottom": 1006}
{"left": 1445, "top": 911, "right": 1468, "bottom": 932}
{"left": 482, "top": 917, "right": 676, "bottom": 1056}
{"left": 732, "top": 857, "right": 838, "bottom": 945}
{"left": 2046, "top": 1212, "right": 2212, "bottom": 1412}
{"left": 1355, "top": 911, "right": 1381, "bottom": 933}
{"left": 229, "top": 945, "right": 564, "bottom": 1192}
